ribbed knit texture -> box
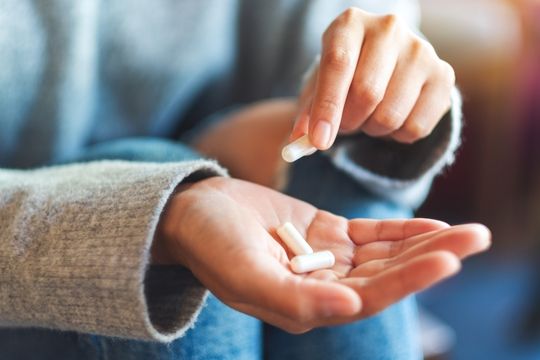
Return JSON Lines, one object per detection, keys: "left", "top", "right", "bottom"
{"left": 329, "top": 88, "right": 463, "bottom": 209}
{"left": 0, "top": 160, "right": 227, "bottom": 341}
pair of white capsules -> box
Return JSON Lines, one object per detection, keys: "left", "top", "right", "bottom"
{"left": 276, "top": 222, "right": 335, "bottom": 274}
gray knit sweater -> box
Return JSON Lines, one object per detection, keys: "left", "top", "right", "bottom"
{"left": 0, "top": 0, "right": 460, "bottom": 342}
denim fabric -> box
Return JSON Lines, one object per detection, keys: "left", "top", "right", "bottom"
{"left": 0, "top": 139, "right": 420, "bottom": 360}
{"left": 266, "top": 153, "right": 420, "bottom": 360}
{"left": 0, "top": 296, "right": 262, "bottom": 360}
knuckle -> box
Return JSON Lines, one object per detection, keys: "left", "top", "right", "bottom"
{"left": 408, "top": 38, "right": 426, "bottom": 60}
{"left": 340, "top": 7, "right": 361, "bottom": 23}
{"left": 379, "top": 13, "right": 399, "bottom": 33}
{"left": 403, "top": 121, "right": 431, "bottom": 140}
{"left": 317, "top": 97, "right": 341, "bottom": 116}
{"left": 409, "top": 38, "right": 439, "bottom": 66}
{"left": 423, "top": 39, "right": 438, "bottom": 56}
{"left": 322, "top": 26, "right": 333, "bottom": 42}
{"left": 439, "top": 60, "right": 456, "bottom": 86}
{"left": 340, "top": 118, "right": 359, "bottom": 132}
{"left": 327, "top": 7, "right": 360, "bottom": 36}
{"left": 374, "top": 109, "right": 403, "bottom": 131}
{"left": 351, "top": 82, "right": 384, "bottom": 109}
{"left": 322, "top": 47, "right": 352, "bottom": 71}
{"left": 396, "top": 134, "right": 416, "bottom": 144}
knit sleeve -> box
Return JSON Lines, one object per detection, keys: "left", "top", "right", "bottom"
{"left": 296, "top": 58, "right": 462, "bottom": 209}
{"left": 327, "top": 88, "right": 462, "bottom": 209}
{"left": 0, "top": 160, "right": 227, "bottom": 342}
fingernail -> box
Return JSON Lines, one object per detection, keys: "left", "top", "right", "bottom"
{"left": 313, "top": 120, "right": 332, "bottom": 148}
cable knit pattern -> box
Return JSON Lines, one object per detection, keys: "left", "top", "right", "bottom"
{"left": 0, "top": 160, "right": 227, "bottom": 341}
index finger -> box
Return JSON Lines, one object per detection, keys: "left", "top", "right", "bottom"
{"left": 309, "top": 9, "right": 364, "bottom": 149}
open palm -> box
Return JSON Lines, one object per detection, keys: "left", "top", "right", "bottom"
{"left": 158, "top": 177, "right": 490, "bottom": 333}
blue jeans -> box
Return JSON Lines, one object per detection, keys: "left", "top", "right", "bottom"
{"left": 0, "top": 138, "right": 420, "bottom": 360}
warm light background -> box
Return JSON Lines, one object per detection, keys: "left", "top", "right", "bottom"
{"left": 415, "top": 1, "right": 540, "bottom": 359}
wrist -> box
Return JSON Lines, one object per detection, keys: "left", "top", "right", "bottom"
{"left": 151, "top": 182, "right": 196, "bottom": 266}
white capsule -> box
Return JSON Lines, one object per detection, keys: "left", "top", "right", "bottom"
{"left": 281, "top": 134, "right": 317, "bottom": 163}
{"left": 276, "top": 222, "right": 313, "bottom": 256}
{"left": 290, "top": 250, "right": 336, "bottom": 274}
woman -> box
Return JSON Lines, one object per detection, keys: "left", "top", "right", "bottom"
{"left": 0, "top": 0, "right": 489, "bottom": 359}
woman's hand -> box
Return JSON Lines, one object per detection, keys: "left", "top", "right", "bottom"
{"left": 154, "top": 177, "right": 490, "bottom": 333}
{"left": 292, "top": 7, "right": 456, "bottom": 148}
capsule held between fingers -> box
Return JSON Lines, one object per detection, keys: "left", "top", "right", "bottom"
{"left": 281, "top": 135, "right": 317, "bottom": 163}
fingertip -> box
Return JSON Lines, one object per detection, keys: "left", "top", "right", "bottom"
{"left": 452, "top": 223, "right": 492, "bottom": 253}
{"left": 467, "top": 223, "right": 492, "bottom": 248}
{"left": 468, "top": 223, "right": 492, "bottom": 253}
{"left": 431, "top": 250, "right": 461, "bottom": 276}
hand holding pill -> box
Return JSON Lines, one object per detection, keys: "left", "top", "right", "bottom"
{"left": 289, "top": 8, "right": 456, "bottom": 151}
{"left": 154, "top": 177, "right": 491, "bottom": 333}
{"left": 276, "top": 222, "right": 336, "bottom": 273}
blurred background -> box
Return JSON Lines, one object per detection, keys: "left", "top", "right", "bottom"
{"left": 414, "top": 0, "right": 540, "bottom": 359}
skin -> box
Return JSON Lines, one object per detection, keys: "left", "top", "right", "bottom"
{"left": 292, "top": 8, "right": 456, "bottom": 147}
{"left": 153, "top": 8, "right": 482, "bottom": 333}
{"left": 196, "top": 8, "right": 457, "bottom": 185}
{"left": 154, "top": 177, "right": 491, "bottom": 334}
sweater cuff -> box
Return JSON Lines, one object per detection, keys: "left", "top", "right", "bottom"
{"left": 0, "top": 160, "right": 227, "bottom": 342}
{"left": 326, "top": 88, "right": 462, "bottom": 208}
